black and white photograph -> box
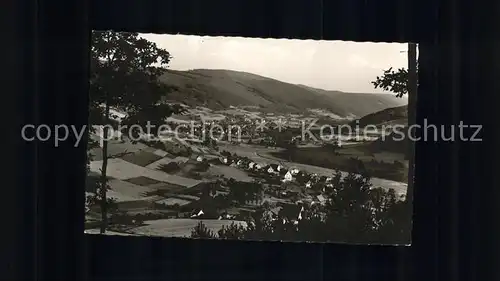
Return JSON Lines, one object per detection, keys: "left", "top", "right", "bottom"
{"left": 84, "top": 31, "right": 416, "bottom": 244}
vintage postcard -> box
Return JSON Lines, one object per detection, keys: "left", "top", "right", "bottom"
{"left": 85, "top": 31, "right": 415, "bottom": 244}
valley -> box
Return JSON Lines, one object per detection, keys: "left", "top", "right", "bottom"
{"left": 86, "top": 100, "right": 409, "bottom": 238}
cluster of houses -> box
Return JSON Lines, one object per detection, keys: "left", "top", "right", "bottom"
{"left": 215, "top": 151, "right": 336, "bottom": 201}
{"left": 127, "top": 146, "right": 341, "bottom": 222}
{"left": 216, "top": 153, "right": 301, "bottom": 182}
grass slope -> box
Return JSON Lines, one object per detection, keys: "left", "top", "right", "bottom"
{"left": 351, "top": 105, "right": 408, "bottom": 127}
{"left": 366, "top": 128, "right": 410, "bottom": 156}
{"left": 128, "top": 219, "right": 247, "bottom": 238}
{"left": 160, "top": 69, "right": 407, "bottom": 117}
{"left": 349, "top": 105, "right": 410, "bottom": 156}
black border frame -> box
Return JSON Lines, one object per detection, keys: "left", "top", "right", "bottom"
{"left": 10, "top": 0, "right": 499, "bottom": 280}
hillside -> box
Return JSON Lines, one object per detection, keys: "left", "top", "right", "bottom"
{"left": 297, "top": 85, "right": 407, "bottom": 119}
{"left": 367, "top": 127, "right": 410, "bottom": 158}
{"left": 351, "top": 105, "right": 408, "bottom": 127}
{"left": 159, "top": 69, "right": 407, "bottom": 118}
{"left": 350, "top": 105, "right": 410, "bottom": 156}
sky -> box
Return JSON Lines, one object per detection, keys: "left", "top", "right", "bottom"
{"left": 140, "top": 33, "right": 411, "bottom": 94}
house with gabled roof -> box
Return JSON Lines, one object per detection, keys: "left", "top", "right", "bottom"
{"left": 220, "top": 156, "right": 228, "bottom": 164}
{"left": 282, "top": 171, "right": 293, "bottom": 182}
{"left": 317, "top": 194, "right": 327, "bottom": 204}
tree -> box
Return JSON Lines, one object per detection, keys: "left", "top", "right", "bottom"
{"left": 201, "top": 181, "right": 218, "bottom": 199}
{"left": 214, "top": 194, "right": 231, "bottom": 212}
{"left": 218, "top": 222, "right": 247, "bottom": 240}
{"left": 191, "top": 170, "right": 411, "bottom": 244}
{"left": 226, "top": 180, "right": 263, "bottom": 206}
{"left": 371, "top": 43, "right": 417, "bottom": 207}
{"left": 228, "top": 181, "right": 249, "bottom": 205}
{"left": 191, "top": 221, "right": 216, "bottom": 239}
{"left": 203, "top": 136, "right": 218, "bottom": 150}
{"left": 371, "top": 67, "right": 410, "bottom": 98}
{"left": 157, "top": 162, "right": 181, "bottom": 173}
{"left": 323, "top": 141, "right": 340, "bottom": 154}
{"left": 295, "top": 171, "right": 311, "bottom": 185}
{"left": 89, "top": 31, "right": 181, "bottom": 233}
{"left": 371, "top": 46, "right": 418, "bottom": 98}
{"left": 405, "top": 43, "right": 417, "bottom": 208}
{"left": 276, "top": 139, "right": 297, "bottom": 161}
{"left": 246, "top": 181, "right": 264, "bottom": 204}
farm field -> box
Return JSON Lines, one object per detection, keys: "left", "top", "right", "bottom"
{"left": 126, "top": 219, "right": 247, "bottom": 238}
{"left": 86, "top": 105, "right": 410, "bottom": 240}
{"left": 87, "top": 31, "right": 413, "bottom": 244}
{"left": 207, "top": 165, "right": 253, "bottom": 182}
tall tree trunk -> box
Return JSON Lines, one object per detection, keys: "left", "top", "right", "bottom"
{"left": 406, "top": 43, "right": 418, "bottom": 205}
{"left": 99, "top": 101, "right": 110, "bottom": 234}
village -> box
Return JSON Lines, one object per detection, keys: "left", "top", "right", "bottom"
{"left": 85, "top": 104, "right": 408, "bottom": 237}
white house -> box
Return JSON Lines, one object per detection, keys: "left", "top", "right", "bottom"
{"left": 276, "top": 165, "right": 282, "bottom": 172}
{"left": 191, "top": 209, "right": 204, "bottom": 218}
{"left": 236, "top": 160, "right": 243, "bottom": 166}
{"left": 282, "top": 171, "right": 293, "bottom": 182}
{"left": 305, "top": 181, "right": 312, "bottom": 188}
{"left": 255, "top": 164, "right": 262, "bottom": 170}
{"left": 249, "top": 162, "right": 255, "bottom": 169}
{"left": 317, "top": 195, "right": 327, "bottom": 204}
{"left": 267, "top": 166, "right": 275, "bottom": 174}
{"left": 297, "top": 206, "right": 305, "bottom": 220}
{"left": 108, "top": 107, "right": 127, "bottom": 122}
{"left": 196, "top": 156, "right": 204, "bottom": 162}
{"left": 290, "top": 168, "right": 300, "bottom": 175}
{"left": 220, "top": 157, "right": 228, "bottom": 164}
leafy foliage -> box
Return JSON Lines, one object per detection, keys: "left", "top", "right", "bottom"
{"left": 371, "top": 45, "right": 416, "bottom": 205}
{"left": 157, "top": 162, "right": 181, "bottom": 173}
{"left": 87, "top": 31, "right": 181, "bottom": 232}
{"left": 85, "top": 182, "right": 117, "bottom": 214}
{"left": 194, "top": 160, "right": 210, "bottom": 172}
{"left": 322, "top": 141, "right": 340, "bottom": 154}
{"left": 228, "top": 180, "right": 264, "bottom": 205}
{"left": 371, "top": 63, "right": 418, "bottom": 98}
{"left": 191, "top": 221, "right": 216, "bottom": 239}
{"left": 89, "top": 31, "right": 183, "bottom": 130}
{"left": 191, "top": 171, "right": 410, "bottom": 244}
{"left": 371, "top": 67, "right": 409, "bottom": 98}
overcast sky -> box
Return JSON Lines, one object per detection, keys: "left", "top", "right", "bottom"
{"left": 140, "top": 33, "right": 410, "bottom": 94}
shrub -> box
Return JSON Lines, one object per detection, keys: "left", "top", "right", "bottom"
{"left": 158, "top": 162, "right": 181, "bottom": 173}
{"left": 191, "top": 221, "right": 216, "bottom": 239}
{"left": 194, "top": 161, "right": 210, "bottom": 172}
{"left": 191, "top": 171, "right": 411, "bottom": 244}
